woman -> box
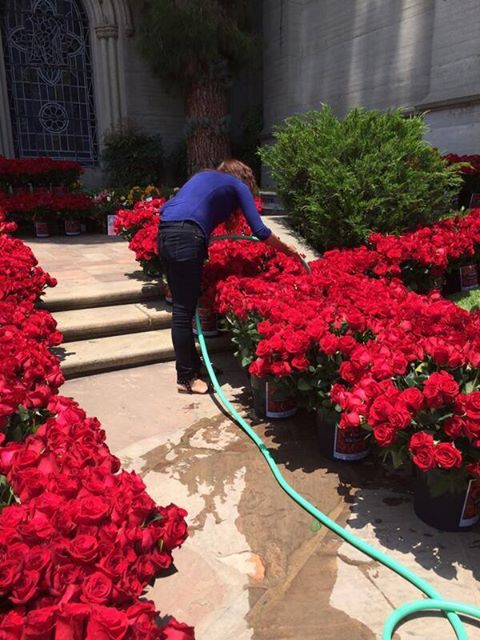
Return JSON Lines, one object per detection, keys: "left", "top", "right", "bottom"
{"left": 158, "top": 159, "right": 299, "bottom": 395}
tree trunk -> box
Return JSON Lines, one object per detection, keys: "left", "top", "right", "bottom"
{"left": 185, "top": 80, "right": 231, "bottom": 175}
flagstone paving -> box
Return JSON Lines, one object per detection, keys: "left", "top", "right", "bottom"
{"left": 30, "top": 232, "right": 480, "bottom": 640}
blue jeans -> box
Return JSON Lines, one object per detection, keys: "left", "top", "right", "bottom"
{"left": 158, "top": 221, "right": 208, "bottom": 383}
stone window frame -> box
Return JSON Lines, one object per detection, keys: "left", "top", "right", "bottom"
{"left": 0, "top": 0, "right": 133, "bottom": 162}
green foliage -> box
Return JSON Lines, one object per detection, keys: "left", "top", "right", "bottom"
{"left": 450, "top": 288, "right": 480, "bottom": 312}
{"left": 138, "top": 0, "right": 257, "bottom": 88}
{"left": 101, "top": 123, "right": 164, "bottom": 188}
{"left": 0, "top": 475, "right": 15, "bottom": 510}
{"left": 260, "top": 106, "right": 463, "bottom": 252}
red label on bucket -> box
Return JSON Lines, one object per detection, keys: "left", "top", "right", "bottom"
{"left": 460, "top": 264, "right": 479, "bottom": 291}
{"left": 459, "top": 479, "right": 480, "bottom": 528}
{"left": 193, "top": 306, "right": 218, "bottom": 337}
{"left": 65, "top": 219, "right": 81, "bottom": 235}
{"left": 164, "top": 285, "right": 173, "bottom": 304}
{"left": 266, "top": 382, "right": 297, "bottom": 418}
{"left": 334, "top": 426, "right": 369, "bottom": 461}
{"left": 35, "top": 222, "right": 49, "bottom": 237}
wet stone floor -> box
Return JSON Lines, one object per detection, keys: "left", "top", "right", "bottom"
{"left": 64, "top": 354, "right": 480, "bottom": 640}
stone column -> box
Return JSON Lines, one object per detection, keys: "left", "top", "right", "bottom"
{"left": 0, "top": 30, "right": 14, "bottom": 157}
{"left": 94, "top": 24, "right": 126, "bottom": 143}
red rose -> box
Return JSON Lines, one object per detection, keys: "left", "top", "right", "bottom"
{"left": 401, "top": 388, "right": 424, "bottom": 412}
{"left": 25, "top": 547, "right": 52, "bottom": 574}
{"left": 434, "top": 443, "right": 463, "bottom": 469}
{"left": 338, "top": 361, "right": 357, "bottom": 384}
{"left": 443, "top": 416, "right": 465, "bottom": 439}
{"left": 46, "top": 563, "right": 85, "bottom": 597}
{"left": 319, "top": 334, "right": 338, "bottom": 356}
{"left": 55, "top": 603, "right": 90, "bottom": 640}
{"left": 10, "top": 569, "right": 40, "bottom": 604}
{"left": 408, "top": 432, "right": 434, "bottom": 452}
{"left": 23, "top": 606, "right": 57, "bottom": 640}
{"left": 463, "top": 391, "right": 480, "bottom": 422}
{"left": 153, "top": 504, "right": 188, "bottom": 552}
{"left": 412, "top": 447, "right": 435, "bottom": 472}
{"left": 373, "top": 424, "right": 396, "bottom": 447}
{"left": 368, "top": 397, "right": 392, "bottom": 426}
{"left": 463, "top": 419, "right": 480, "bottom": 442}
{"left": 160, "top": 619, "right": 195, "bottom": 640}
{"left": 74, "top": 496, "right": 111, "bottom": 525}
{"left": 85, "top": 605, "right": 129, "bottom": 640}
{"left": 81, "top": 572, "right": 113, "bottom": 605}
{"left": 0, "top": 559, "right": 20, "bottom": 595}
{"left": 291, "top": 355, "right": 309, "bottom": 371}
{"left": 97, "top": 549, "right": 130, "bottom": 579}
{"left": 67, "top": 535, "right": 99, "bottom": 563}
{"left": 337, "top": 335, "right": 357, "bottom": 355}
{"left": 387, "top": 403, "right": 412, "bottom": 430}
{"left": 284, "top": 330, "right": 310, "bottom": 355}
{"left": 270, "top": 361, "right": 292, "bottom": 377}
{"left": 339, "top": 411, "right": 361, "bottom": 429}
{"left": 0, "top": 610, "right": 23, "bottom": 639}
{"left": 423, "top": 371, "right": 459, "bottom": 408}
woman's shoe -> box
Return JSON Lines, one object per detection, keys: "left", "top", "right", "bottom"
{"left": 177, "top": 377, "right": 210, "bottom": 395}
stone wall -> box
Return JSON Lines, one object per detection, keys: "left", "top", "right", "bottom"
{"left": 262, "top": 0, "right": 480, "bottom": 161}
{"left": 123, "top": 4, "right": 184, "bottom": 155}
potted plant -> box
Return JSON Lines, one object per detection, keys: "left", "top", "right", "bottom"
{"left": 63, "top": 212, "right": 82, "bottom": 236}
{"left": 352, "top": 366, "right": 480, "bottom": 531}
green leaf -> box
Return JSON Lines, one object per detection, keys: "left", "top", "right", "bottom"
{"left": 310, "top": 520, "right": 322, "bottom": 532}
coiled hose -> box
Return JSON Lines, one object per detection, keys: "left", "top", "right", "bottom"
{"left": 195, "top": 233, "right": 480, "bottom": 639}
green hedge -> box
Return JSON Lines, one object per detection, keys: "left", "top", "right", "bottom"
{"left": 260, "top": 106, "right": 462, "bottom": 251}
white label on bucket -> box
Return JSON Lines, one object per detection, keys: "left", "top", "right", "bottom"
{"left": 460, "top": 264, "right": 479, "bottom": 291}
{"left": 459, "top": 479, "right": 480, "bottom": 528}
{"left": 107, "top": 214, "right": 118, "bottom": 236}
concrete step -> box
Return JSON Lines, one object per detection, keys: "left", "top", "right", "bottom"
{"left": 42, "top": 279, "right": 162, "bottom": 312}
{"left": 54, "top": 328, "right": 231, "bottom": 379}
{"left": 54, "top": 301, "right": 172, "bottom": 342}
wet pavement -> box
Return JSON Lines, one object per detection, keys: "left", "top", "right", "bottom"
{"left": 28, "top": 233, "right": 480, "bottom": 639}
{"left": 64, "top": 355, "right": 480, "bottom": 640}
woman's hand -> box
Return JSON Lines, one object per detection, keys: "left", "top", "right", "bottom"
{"left": 265, "top": 233, "right": 302, "bottom": 259}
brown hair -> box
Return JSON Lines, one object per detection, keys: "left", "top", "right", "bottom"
{"left": 216, "top": 159, "right": 258, "bottom": 195}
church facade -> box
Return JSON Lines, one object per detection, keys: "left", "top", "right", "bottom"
{"left": 1, "top": 0, "right": 479, "bottom": 186}
{"left": 0, "top": 0, "right": 184, "bottom": 185}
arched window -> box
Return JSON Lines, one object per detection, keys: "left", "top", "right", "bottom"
{"left": 1, "top": 0, "right": 97, "bottom": 164}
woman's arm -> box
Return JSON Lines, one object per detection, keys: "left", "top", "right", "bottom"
{"left": 235, "top": 181, "right": 300, "bottom": 257}
{"left": 235, "top": 182, "right": 273, "bottom": 241}
{"left": 264, "top": 232, "right": 300, "bottom": 257}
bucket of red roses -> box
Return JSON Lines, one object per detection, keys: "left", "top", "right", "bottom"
{"left": 32, "top": 211, "right": 53, "bottom": 238}
{"left": 364, "top": 370, "right": 480, "bottom": 532}
{"left": 63, "top": 214, "right": 82, "bottom": 236}
{"left": 289, "top": 334, "right": 371, "bottom": 462}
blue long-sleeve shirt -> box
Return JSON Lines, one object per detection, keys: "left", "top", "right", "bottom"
{"left": 160, "top": 170, "right": 272, "bottom": 240}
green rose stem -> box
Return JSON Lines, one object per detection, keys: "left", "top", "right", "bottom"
{"left": 200, "top": 234, "right": 479, "bottom": 640}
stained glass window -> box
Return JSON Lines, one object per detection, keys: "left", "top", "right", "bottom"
{"left": 1, "top": 0, "right": 97, "bottom": 165}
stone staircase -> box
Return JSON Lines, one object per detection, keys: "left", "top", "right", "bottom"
{"left": 43, "top": 278, "right": 230, "bottom": 379}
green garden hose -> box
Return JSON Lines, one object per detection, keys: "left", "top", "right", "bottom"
{"left": 196, "top": 234, "right": 480, "bottom": 639}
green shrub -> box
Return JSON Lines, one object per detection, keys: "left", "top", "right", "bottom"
{"left": 101, "top": 123, "right": 164, "bottom": 188}
{"left": 260, "top": 106, "right": 463, "bottom": 251}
